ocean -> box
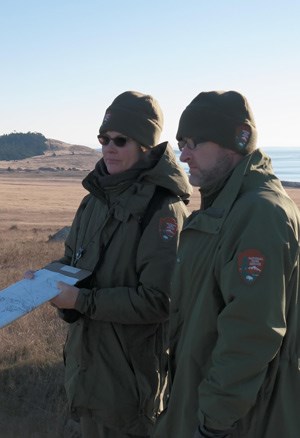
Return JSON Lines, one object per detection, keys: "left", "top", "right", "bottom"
{"left": 174, "top": 146, "right": 300, "bottom": 183}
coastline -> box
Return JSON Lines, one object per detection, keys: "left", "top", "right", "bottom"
{"left": 281, "top": 181, "right": 300, "bottom": 188}
{"left": 188, "top": 182, "right": 300, "bottom": 211}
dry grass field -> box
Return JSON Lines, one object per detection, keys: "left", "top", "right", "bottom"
{"left": 0, "top": 172, "right": 87, "bottom": 437}
{"left": 0, "top": 171, "right": 299, "bottom": 437}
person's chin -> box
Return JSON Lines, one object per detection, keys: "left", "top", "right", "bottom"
{"left": 188, "top": 171, "right": 200, "bottom": 187}
{"left": 106, "top": 162, "right": 122, "bottom": 174}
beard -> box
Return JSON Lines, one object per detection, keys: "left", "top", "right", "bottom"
{"left": 189, "top": 150, "right": 237, "bottom": 189}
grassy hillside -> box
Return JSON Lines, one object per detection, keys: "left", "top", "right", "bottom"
{"left": 0, "top": 133, "right": 101, "bottom": 172}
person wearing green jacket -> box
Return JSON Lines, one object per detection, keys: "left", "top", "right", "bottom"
{"left": 49, "top": 91, "right": 192, "bottom": 437}
{"left": 153, "top": 91, "right": 300, "bottom": 438}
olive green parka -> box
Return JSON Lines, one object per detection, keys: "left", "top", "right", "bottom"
{"left": 59, "top": 142, "right": 192, "bottom": 435}
{"left": 154, "top": 149, "right": 300, "bottom": 438}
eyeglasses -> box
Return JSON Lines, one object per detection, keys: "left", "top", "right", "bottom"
{"left": 97, "top": 134, "right": 129, "bottom": 147}
{"left": 177, "top": 139, "right": 207, "bottom": 152}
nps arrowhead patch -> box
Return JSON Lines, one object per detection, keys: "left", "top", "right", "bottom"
{"left": 238, "top": 249, "right": 265, "bottom": 284}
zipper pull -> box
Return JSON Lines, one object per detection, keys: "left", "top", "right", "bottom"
{"left": 74, "top": 246, "right": 85, "bottom": 265}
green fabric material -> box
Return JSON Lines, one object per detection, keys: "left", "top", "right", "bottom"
{"left": 176, "top": 90, "right": 257, "bottom": 154}
{"left": 59, "top": 142, "right": 192, "bottom": 436}
{"left": 153, "top": 149, "right": 300, "bottom": 438}
{"left": 99, "top": 91, "right": 163, "bottom": 148}
{"left": 80, "top": 415, "right": 148, "bottom": 438}
{"left": 200, "top": 169, "right": 234, "bottom": 210}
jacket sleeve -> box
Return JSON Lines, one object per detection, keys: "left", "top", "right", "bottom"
{"left": 197, "top": 195, "right": 299, "bottom": 431}
{"left": 74, "top": 198, "right": 188, "bottom": 324}
{"left": 56, "top": 195, "right": 90, "bottom": 266}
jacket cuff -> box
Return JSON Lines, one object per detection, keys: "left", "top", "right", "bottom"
{"left": 199, "top": 424, "right": 233, "bottom": 437}
{"left": 198, "top": 412, "right": 235, "bottom": 435}
{"left": 74, "top": 288, "right": 91, "bottom": 314}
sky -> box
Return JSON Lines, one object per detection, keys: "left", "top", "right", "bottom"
{"left": 1, "top": 0, "right": 300, "bottom": 149}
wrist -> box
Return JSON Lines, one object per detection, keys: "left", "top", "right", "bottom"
{"left": 74, "top": 288, "right": 91, "bottom": 314}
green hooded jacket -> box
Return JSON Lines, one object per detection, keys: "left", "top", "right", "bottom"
{"left": 154, "top": 149, "right": 300, "bottom": 438}
{"left": 59, "top": 142, "right": 192, "bottom": 435}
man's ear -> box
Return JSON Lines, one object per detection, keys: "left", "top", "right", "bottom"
{"left": 235, "top": 124, "right": 251, "bottom": 152}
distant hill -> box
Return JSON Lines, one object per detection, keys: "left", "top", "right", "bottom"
{"left": 0, "top": 132, "right": 48, "bottom": 160}
{"left": 0, "top": 132, "right": 101, "bottom": 172}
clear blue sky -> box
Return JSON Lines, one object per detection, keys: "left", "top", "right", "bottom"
{"left": 1, "top": 0, "right": 299, "bottom": 148}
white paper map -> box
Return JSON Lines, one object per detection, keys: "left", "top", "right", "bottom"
{"left": 0, "top": 263, "right": 91, "bottom": 329}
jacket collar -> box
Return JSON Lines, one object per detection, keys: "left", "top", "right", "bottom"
{"left": 185, "top": 149, "right": 275, "bottom": 234}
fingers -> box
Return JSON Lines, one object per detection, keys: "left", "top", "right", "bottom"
{"left": 57, "top": 281, "right": 67, "bottom": 290}
{"left": 24, "top": 270, "right": 36, "bottom": 279}
{"left": 51, "top": 283, "right": 79, "bottom": 309}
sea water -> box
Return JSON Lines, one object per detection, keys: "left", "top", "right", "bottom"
{"left": 264, "top": 147, "right": 300, "bottom": 183}
{"left": 174, "top": 146, "right": 300, "bottom": 183}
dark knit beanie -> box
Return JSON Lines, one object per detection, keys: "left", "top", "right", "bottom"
{"left": 99, "top": 91, "right": 163, "bottom": 148}
{"left": 176, "top": 90, "right": 257, "bottom": 155}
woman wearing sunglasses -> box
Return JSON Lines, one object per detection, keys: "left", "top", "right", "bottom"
{"left": 51, "top": 91, "right": 192, "bottom": 438}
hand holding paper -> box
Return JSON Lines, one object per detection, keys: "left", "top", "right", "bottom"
{"left": 0, "top": 263, "right": 91, "bottom": 329}
{"left": 51, "top": 282, "right": 79, "bottom": 309}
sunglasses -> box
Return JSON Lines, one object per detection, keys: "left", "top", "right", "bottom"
{"left": 97, "top": 134, "right": 129, "bottom": 148}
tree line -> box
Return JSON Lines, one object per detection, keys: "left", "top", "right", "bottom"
{"left": 0, "top": 132, "right": 48, "bottom": 160}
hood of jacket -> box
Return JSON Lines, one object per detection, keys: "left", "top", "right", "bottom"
{"left": 82, "top": 141, "right": 192, "bottom": 203}
{"left": 186, "top": 148, "right": 285, "bottom": 234}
